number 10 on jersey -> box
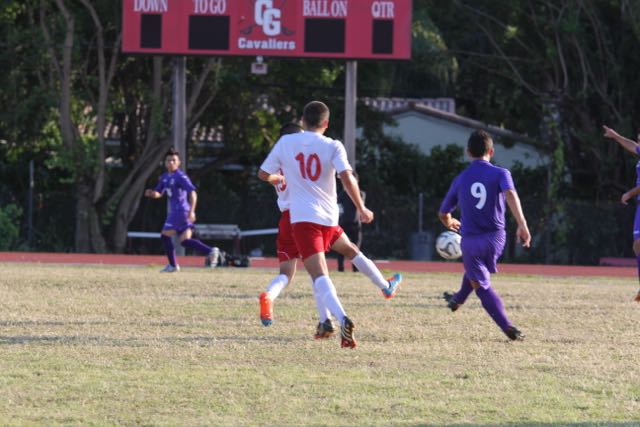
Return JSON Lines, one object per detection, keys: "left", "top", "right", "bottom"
{"left": 295, "top": 152, "right": 322, "bottom": 181}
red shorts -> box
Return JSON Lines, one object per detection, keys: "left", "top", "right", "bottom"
{"left": 276, "top": 210, "right": 300, "bottom": 262}
{"left": 291, "top": 221, "right": 343, "bottom": 260}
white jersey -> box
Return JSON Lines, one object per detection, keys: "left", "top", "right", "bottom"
{"left": 260, "top": 131, "right": 352, "bottom": 226}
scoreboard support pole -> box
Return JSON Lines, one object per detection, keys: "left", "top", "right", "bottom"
{"left": 172, "top": 57, "right": 187, "bottom": 168}
{"left": 172, "top": 56, "right": 187, "bottom": 256}
{"left": 344, "top": 60, "right": 358, "bottom": 170}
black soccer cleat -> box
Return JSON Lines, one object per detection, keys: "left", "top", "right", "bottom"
{"left": 504, "top": 326, "right": 524, "bottom": 341}
{"left": 314, "top": 319, "right": 335, "bottom": 340}
{"left": 340, "top": 316, "right": 357, "bottom": 349}
{"left": 443, "top": 291, "right": 461, "bottom": 312}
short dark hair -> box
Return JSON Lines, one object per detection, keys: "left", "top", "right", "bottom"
{"left": 279, "top": 122, "right": 304, "bottom": 137}
{"left": 165, "top": 148, "right": 180, "bottom": 159}
{"left": 303, "top": 101, "right": 330, "bottom": 129}
{"left": 467, "top": 130, "right": 493, "bottom": 157}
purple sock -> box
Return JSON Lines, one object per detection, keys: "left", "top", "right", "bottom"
{"left": 161, "top": 235, "right": 177, "bottom": 267}
{"left": 475, "top": 286, "right": 512, "bottom": 332}
{"left": 453, "top": 275, "right": 473, "bottom": 304}
{"left": 636, "top": 256, "right": 640, "bottom": 285}
{"left": 181, "top": 238, "right": 212, "bottom": 255}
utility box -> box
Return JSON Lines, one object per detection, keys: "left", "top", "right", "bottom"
{"left": 409, "top": 231, "right": 434, "bottom": 261}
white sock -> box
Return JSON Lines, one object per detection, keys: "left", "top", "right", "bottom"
{"left": 266, "top": 274, "right": 289, "bottom": 300}
{"left": 351, "top": 252, "right": 389, "bottom": 290}
{"left": 311, "top": 278, "right": 331, "bottom": 322}
{"left": 314, "top": 275, "right": 346, "bottom": 323}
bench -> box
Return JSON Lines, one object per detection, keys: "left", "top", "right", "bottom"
{"left": 193, "top": 224, "right": 241, "bottom": 240}
{"left": 194, "top": 224, "right": 242, "bottom": 254}
{"left": 127, "top": 225, "right": 277, "bottom": 255}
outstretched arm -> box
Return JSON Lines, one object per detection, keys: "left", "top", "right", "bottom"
{"left": 338, "top": 170, "right": 373, "bottom": 223}
{"left": 505, "top": 189, "right": 531, "bottom": 247}
{"left": 603, "top": 125, "right": 639, "bottom": 155}
{"left": 144, "top": 189, "right": 162, "bottom": 199}
{"left": 622, "top": 185, "right": 640, "bottom": 205}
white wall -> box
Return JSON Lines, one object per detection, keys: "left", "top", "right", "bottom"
{"left": 382, "top": 111, "right": 546, "bottom": 169}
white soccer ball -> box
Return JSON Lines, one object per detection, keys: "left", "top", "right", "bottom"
{"left": 435, "top": 231, "right": 462, "bottom": 260}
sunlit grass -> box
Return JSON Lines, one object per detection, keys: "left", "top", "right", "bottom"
{"left": 0, "top": 264, "right": 638, "bottom": 426}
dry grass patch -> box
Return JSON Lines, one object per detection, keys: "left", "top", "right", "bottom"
{"left": 0, "top": 263, "right": 638, "bottom": 426}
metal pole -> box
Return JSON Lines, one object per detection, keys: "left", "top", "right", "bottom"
{"left": 344, "top": 60, "right": 357, "bottom": 168}
{"left": 418, "top": 192, "right": 424, "bottom": 233}
{"left": 27, "top": 159, "right": 34, "bottom": 248}
{"left": 172, "top": 57, "right": 187, "bottom": 255}
{"left": 172, "top": 56, "right": 187, "bottom": 169}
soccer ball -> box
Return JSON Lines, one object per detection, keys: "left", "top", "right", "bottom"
{"left": 435, "top": 231, "right": 462, "bottom": 260}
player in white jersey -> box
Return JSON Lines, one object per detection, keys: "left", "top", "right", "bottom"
{"left": 258, "top": 123, "right": 402, "bottom": 336}
{"left": 259, "top": 101, "right": 392, "bottom": 348}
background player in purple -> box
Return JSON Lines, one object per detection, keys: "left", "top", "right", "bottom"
{"left": 602, "top": 125, "right": 640, "bottom": 302}
{"left": 144, "top": 149, "right": 218, "bottom": 272}
{"left": 438, "top": 130, "right": 531, "bottom": 340}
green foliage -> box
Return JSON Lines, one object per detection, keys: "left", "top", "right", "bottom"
{"left": 41, "top": 118, "right": 99, "bottom": 184}
{"left": 357, "top": 4, "right": 458, "bottom": 98}
{"left": 0, "top": 204, "right": 22, "bottom": 250}
{"left": 2, "top": 0, "right": 640, "bottom": 263}
{"left": 0, "top": 1, "right": 56, "bottom": 156}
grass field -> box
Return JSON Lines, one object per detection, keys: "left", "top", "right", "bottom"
{"left": 0, "top": 263, "right": 639, "bottom": 426}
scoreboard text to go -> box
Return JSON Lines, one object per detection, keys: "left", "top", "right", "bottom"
{"left": 123, "top": 0, "right": 413, "bottom": 59}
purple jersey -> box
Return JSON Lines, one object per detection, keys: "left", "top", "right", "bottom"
{"left": 439, "top": 160, "right": 515, "bottom": 236}
{"left": 632, "top": 146, "right": 640, "bottom": 239}
{"left": 635, "top": 146, "right": 640, "bottom": 200}
{"left": 154, "top": 169, "right": 196, "bottom": 215}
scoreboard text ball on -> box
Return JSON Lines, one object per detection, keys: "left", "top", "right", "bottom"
{"left": 123, "top": 0, "right": 413, "bottom": 59}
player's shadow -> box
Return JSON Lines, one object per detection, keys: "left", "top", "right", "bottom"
{"left": 0, "top": 334, "right": 298, "bottom": 347}
{"left": 0, "top": 320, "right": 113, "bottom": 327}
{"left": 0, "top": 319, "right": 206, "bottom": 328}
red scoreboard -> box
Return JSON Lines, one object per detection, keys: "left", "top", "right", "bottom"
{"left": 122, "top": 0, "right": 412, "bottom": 59}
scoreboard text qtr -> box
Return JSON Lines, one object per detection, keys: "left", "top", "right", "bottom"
{"left": 123, "top": 0, "right": 412, "bottom": 60}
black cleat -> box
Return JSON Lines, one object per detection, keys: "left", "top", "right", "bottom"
{"left": 340, "top": 317, "right": 357, "bottom": 349}
{"left": 314, "top": 319, "right": 335, "bottom": 340}
{"left": 505, "top": 326, "right": 524, "bottom": 341}
{"left": 443, "top": 291, "right": 461, "bottom": 312}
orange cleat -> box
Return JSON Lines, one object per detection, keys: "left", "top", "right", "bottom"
{"left": 259, "top": 292, "right": 273, "bottom": 326}
{"left": 382, "top": 273, "right": 402, "bottom": 300}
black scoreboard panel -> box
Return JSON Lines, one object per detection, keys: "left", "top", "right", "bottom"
{"left": 304, "top": 19, "right": 346, "bottom": 53}
{"left": 372, "top": 20, "right": 394, "bottom": 54}
{"left": 123, "top": 1, "right": 412, "bottom": 60}
{"left": 188, "top": 15, "right": 230, "bottom": 51}
{"left": 140, "top": 14, "right": 162, "bottom": 49}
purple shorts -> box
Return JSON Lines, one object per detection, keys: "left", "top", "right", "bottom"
{"left": 461, "top": 230, "right": 506, "bottom": 289}
{"left": 162, "top": 211, "right": 194, "bottom": 235}
{"left": 634, "top": 206, "right": 640, "bottom": 241}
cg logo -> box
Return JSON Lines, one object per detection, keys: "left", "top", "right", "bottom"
{"left": 255, "top": 0, "right": 281, "bottom": 36}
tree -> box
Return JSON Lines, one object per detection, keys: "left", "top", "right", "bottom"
{"left": 424, "top": 0, "right": 640, "bottom": 262}
{"left": 36, "top": 0, "right": 227, "bottom": 252}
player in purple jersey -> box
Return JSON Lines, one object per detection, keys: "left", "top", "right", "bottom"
{"left": 603, "top": 125, "right": 640, "bottom": 302}
{"left": 144, "top": 149, "right": 218, "bottom": 272}
{"left": 438, "top": 130, "right": 531, "bottom": 340}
